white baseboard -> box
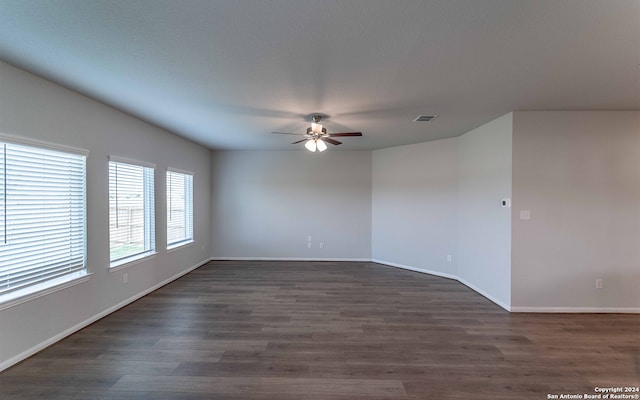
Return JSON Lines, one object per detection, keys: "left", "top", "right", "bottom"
{"left": 372, "top": 259, "right": 510, "bottom": 311}
{"left": 0, "top": 258, "right": 211, "bottom": 373}
{"left": 209, "top": 257, "right": 371, "bottom": 262}
{"left": 510, "top": 306, "right": 640, "bottom": 313}
{"left": 213, "top": 257, "right": 511, "bottom": 311}
{"left": 371, "top": 259, "right": 458, "bottom": 280}
{"left": 456, "top": 277, "right": 511, "bottom": 311}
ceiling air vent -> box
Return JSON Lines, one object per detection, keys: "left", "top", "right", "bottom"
{"left": 414, "top": 115, "right": 437, "bottom": 122}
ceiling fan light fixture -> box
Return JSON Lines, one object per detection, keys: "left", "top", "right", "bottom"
{"left": 311, "top": 122, "right": 323, "bottom": 134}
{"left": 272, "top": 115, "right": 361, "bottom": 151}
{"left": 305, "top": 139, "right": 317, "bottom": 152}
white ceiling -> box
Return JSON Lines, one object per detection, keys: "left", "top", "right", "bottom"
{"left": 1, "top": 0, "right": 638, "bottom": 150}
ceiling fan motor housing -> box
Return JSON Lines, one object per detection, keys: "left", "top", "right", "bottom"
{"left": 306, "top": 125, "right": 327, "bottom": 138}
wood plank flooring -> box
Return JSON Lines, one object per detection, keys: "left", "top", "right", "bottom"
{"left": 1, "top": 260, "right": 638, "bottom": 399}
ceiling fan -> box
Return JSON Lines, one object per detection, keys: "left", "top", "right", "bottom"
{"left": 271, "top": 115, "right": 362, "bottom": 152}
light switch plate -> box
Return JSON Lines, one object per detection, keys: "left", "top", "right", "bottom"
{"left": 520, "top": 210, "right": 531, "bottom": 220}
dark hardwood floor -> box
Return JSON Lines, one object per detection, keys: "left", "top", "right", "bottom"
{"left": 1, "top": 261, "right": 638, "bottom": 399}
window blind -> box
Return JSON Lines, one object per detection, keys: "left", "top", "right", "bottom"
{"left": 0, "top": 141, "right": 86, "bottom": 296}
{"left": 109, "top": 160, "right": 155, "bottom": 263}
{"left": 167, "top": 170, "right": 193, "bottom": 247}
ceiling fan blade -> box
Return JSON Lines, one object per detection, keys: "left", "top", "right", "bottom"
{"left": 329, "top": 132, "right": 363, "bottom": 137}
{"left": 271, "top": 132, "right": 305, "bottom": 135}
{"left": 291, "top": 139, "right": 308, "bottom": 144}
{"left": 323, "top": 138, "right": 342, "bottom": 145}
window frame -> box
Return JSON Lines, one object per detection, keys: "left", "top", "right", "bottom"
{"left": 0, "top": 134, "right": 90, "bottom": 309}
{"left": 108, "top": 156, "right": 156, "bottom": 269}
{"left": 166, "top": 168, "right": 194, "bottom": 250}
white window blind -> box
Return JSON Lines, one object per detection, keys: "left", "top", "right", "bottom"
{"left": 167, "top": 170, "right": 193, "bottom": 247}
{"left": 0, "top": 141, "right": 86, "bottom": 296}
{"left": 109, "top": 160, "right": 155, "bottom": 264}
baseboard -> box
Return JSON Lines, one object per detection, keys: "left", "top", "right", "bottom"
{"left": 208, "top": 258, "right": 640, "bottom": 314}
{"left": 510, "top": 306, "right": 640, "bottom": 313}
{"left": 0, "top": 258, "right": 211, "bottom": 373}
{"left": 209, "top": 257, "right": 371, "bottom": 262}
{"left": 372, "top": 259, "right": 510, "bottom": 311}
{"left": 371, "top": 259, "right": 458, "bottom": 280}
{"left": 456, "top": 277, "right": 511, "bottom": 312}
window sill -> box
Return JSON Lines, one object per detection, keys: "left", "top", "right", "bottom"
{"left": 109, "top": 251, "right": 157, "bottom": 272}
{"left": 0, "top": 270, "right": 92, "bottom": 311}
{"left": 167, "top": 240, "right": 195, "bottom": 253}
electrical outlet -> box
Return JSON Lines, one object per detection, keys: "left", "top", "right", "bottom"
{"left": 446, "top": 254, "right": 452, "bottom": 262}
{"left": 595, "top": 278, "right": 603, "bottom": 289}
{"left": 320, "top": 242, "right": 324, "bottom": 249}
{"left": 308, "top": 235, "right": 312, "bottom": 242}
{"left": 307, "top": 242, "right": 312, "bottom": 248}
{"left": 123, "top": 273, "right": 128, "bottom": 284}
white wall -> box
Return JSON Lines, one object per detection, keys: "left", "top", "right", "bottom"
{"left": 371, "top": 138, "right": 458, "bottom": 277}
{"left": 456, "top": 113, "right": 513, "bottom": 309}
{"left": 0, "top": 62, "right": 211, "bottom": 370}
{"left": 511, "top": 111, "right": 640, "bottom": 311}
{"left": 210, "top": 150, "right": 371, "bottom": 259}
{"left": 370, "top": 114, "right": 512, "bottom": 309}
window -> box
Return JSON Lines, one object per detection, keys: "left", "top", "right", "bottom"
{"left": 166, "top": 169, "right": 193, "bottom": 248}
{"left": 0, "top": 139, "right": 87, "bottom": 298}
{"left": 108, "top": 158, "right": 155, "bottom": 266}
